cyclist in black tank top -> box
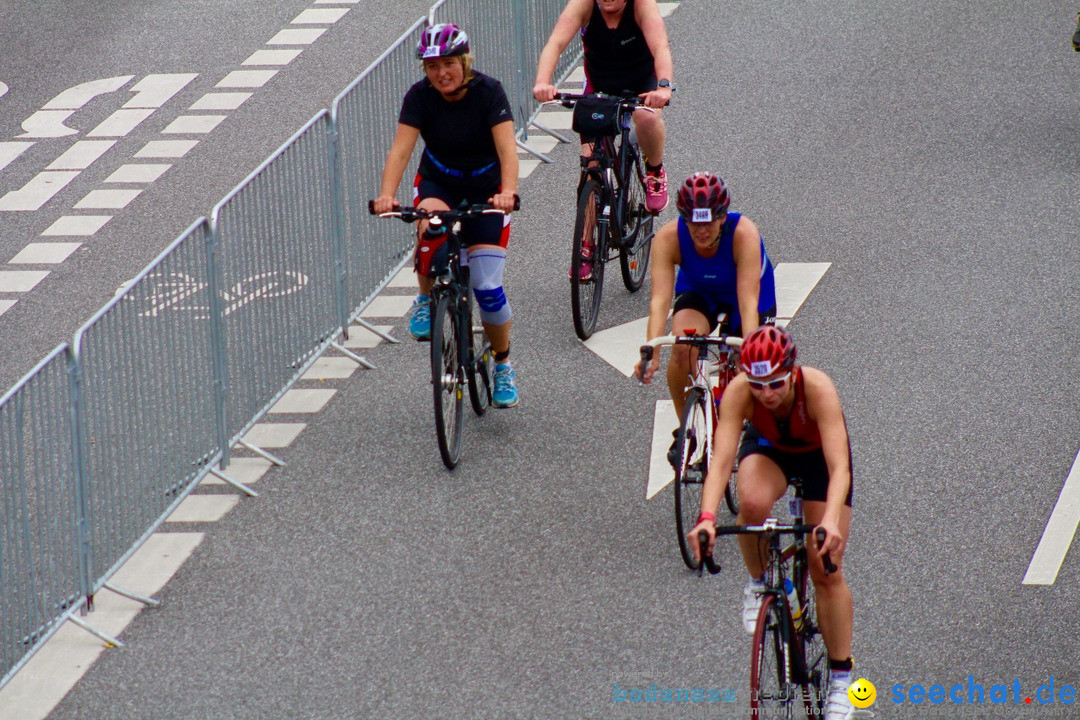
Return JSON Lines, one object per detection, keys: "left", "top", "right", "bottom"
{"left": 534, "top": 0, "right": 675, "bottom": 214}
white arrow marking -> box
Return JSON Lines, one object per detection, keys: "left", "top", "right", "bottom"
{"left": 646, "top": 400, "right": 678, "bottom": 499}
{"left": 122, "top": 74, "right": 197, "bottom": 109}
{"left": 19, "top": 110, "right": 79, "bottom": 138}
{"left": 46, "top": 140, "right": 116, "bottom": 170}
{"left": 1023, "top": 449, "right": 1080, "bottom": 585}
{"left": 0, "top": 141, "right": 35, "bottom": 172}
{"left": 87, "top": 108, "right": 155, "bottom": 137}
{"left": 0, "top": 171, "right": 80, "bottom": 211}
{"left": 42, "top": 76, "right": 133, "bottom": 109}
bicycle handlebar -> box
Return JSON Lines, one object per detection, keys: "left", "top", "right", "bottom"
{"left": 368, "top": 196, "right": 520, "bottom": 221}
{"left": 695, "top": 523, "right": 836, "bottom": 577}
{"left": 547, "top": 92, "right": 659, "bottom": 112}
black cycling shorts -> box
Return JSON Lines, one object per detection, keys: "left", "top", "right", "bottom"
{"left": 673, "top": 290, "right": 776, "bottom": 335}
{"left": 737, "top": 425, "right": 854, "bottom": 507}
{"left": 414, "top": 175, "right": 509, "bottom": 250}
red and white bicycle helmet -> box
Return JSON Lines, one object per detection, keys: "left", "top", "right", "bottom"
{"left": 675, "top": 172, "right": 730, "bottom": 223}
{"left": 417, "top": 23, "right": 470, "bottom": 59}
{"left": 739, "top": 325, "right": 797, "bottom": 377}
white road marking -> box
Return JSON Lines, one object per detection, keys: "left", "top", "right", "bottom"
{"left": 302, "top": 356, "right": 359, "bottom": 380}
{"left": 519, "top": 158, "right": 541, "bottom": 179}
{"left": 657, "top": 2, "right": 680, "bottom": 18}
{"left": 583, "top": 315, "right": 652, "bottom": 378}
{"left": 41, "top": 215, "right": 111, "bottom": 236}
{"left": 87, "top": 108, "right": 155, "bottom": 137}
{"left": 18, "top": 110, "right": 78, "bottom": 138}
{"left": 535, "top": 109, "right": 573, "bottom": 130}
{"left": 243, "top": 49, "right": 303, "bottom": 66}
{"left": 74, "top": 188, "right": 142, "bottom": 210}
{"left": 269, "top": 388, "right": 337, "bottom": 414}
{"left": 105, "top": 163, "right": 171, "bottom": 183}
{"left": 647, "top": 400, "right": 678, "bottom": 499}
{"left": 189, "top": 92, "right": 251, "bottom": 110}
{"left": 0, "top": 141, "right": 35, "bottom": 172}
{"left": 360, "top": 295, "right": 414, "bottom": 317}
{"left": 520, "top": 135, "right": 559, "bottom": 154}
{"left": 267, "top": 28, "right": 326, "bottom": 45}
{"left": 291, "top": 8, "right": 349, "bottom": 24}
{"left": 162, "top": 115, "right": 226, "bottom": 134}
{"left": 314, "top": 0, "right": 359, "bottom": 4}
{"left": 387, "top": 266, "right": 419, "bottom": 288}
{"left": 0, "top": 81, "right": 7, "bottom": 98}
{"left": 0, "top": 300, "right": 16, "bottom": 317}
{"left": 9, "top": 243, "right": 81, "bottom": 264}
{"left": 135, "top": 140, "right": 198, "bottom": 158}
{"left": 774, "top": 262, "right": 831, "bottom": 320}
{"left": 241, "top": 423, "right": 306, "bottom": 448}
{"left": 42, "top": 75, "right": 133, "bottom": 109}
{"left": 1023, "top": 449, "right": 1080, "bottom": 585}
{"left": 563, "top": 66, "right": 586, "bottom": 84}
{"left": 0, "top": 532, "right": 203, "bottom": 720}
{"left": 0, "top": 171, "right": 80, "bottom": 211}
{"left": 200, "top": 457, "right": 273, "bottom": 486}
{"left": 0, "top": 271, "right": 50, "bottom": 292}
{"left": 45, "top": 140, "right": 116, "bottom": 170}
{"left": 121, "top": 73, "right": 197, "bottom": 109}
{"left": 165, "top": 495, "right": 240, "bottom": 523}
{"left": 344, "top": 324, "right": 393, "bottom": 349}
{"left": 216, "top": 70, "right": 278, "bottom": 88}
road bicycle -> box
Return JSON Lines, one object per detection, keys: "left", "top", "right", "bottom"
{"left": 550, "top": 92, "right": 656, "bottom": 340}
{"left": 369, "top": 200, "right": 516, "bottom": 469}
{"left": 640, "top": 325, "right": 742, "bottom": 568}
{"left": 696, "top": 483, "right": 837, "bottom": 720}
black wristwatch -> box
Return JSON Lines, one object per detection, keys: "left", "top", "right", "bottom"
{"left": 657, "top": 78, "right": 671, "bottom": 89}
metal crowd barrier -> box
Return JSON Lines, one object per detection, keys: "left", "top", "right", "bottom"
{"left": 0, "top": 0, "right": 583, "bottom": 691}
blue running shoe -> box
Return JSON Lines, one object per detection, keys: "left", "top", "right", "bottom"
{"left": 409, "top": 294, "right": 430, "bottom": 340}
{"left": 492, "top": 363, "right": 519, "bottom": 408}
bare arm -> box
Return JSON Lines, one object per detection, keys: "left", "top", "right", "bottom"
{"left": 732, "top": 216, "right": 763, "bottom": 338}
{"left": 373, "top": 123, "right": 421, "bottom": 213}
{"left": 635, "top": 220, "right": 679, "bottom": 382}
{"left": 533, "top": 0, "right": 592, "bottom": 101}
{"left": 804, "top": 368, "right": 852, "bottom": 554}
{"left": 489, "top": 120, "right": 519, "bottom": 212}
{"left": 635, "top": 0, "right": 674, "bottom": 108}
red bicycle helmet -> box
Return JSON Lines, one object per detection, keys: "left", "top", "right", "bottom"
{"left": 739, "top": 325, "right": 797, "bottom": 377}
{"left": 675, "top": 172, "right": 730, "bottom": 223}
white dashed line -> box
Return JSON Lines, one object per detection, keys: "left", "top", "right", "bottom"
{"left": 267, "top": 28, "right": 326, "bottom": 45}
{"left": 657, "top": 2, "right": 680, "bottom": 18}
{"left": 269, "top": 388, "right": 337, "bottom": 414}
{"left": 0, "top": 300, "right": 16, "bottom": 317}
{"left": 314, "top": 0, "right": 359, "bottom": 4}
{"left": 519, "top": 158, "right": 540, "bottom": 179}
{"left": 165, "top": 495, "right": 240, "bottom": 523}
{"left": 241, "top": 423, "right": 307, "bottom": 448}
{"left": 87, "top": 108, "right": 155, "bottom": 137}
{"left": 74, "top": 188, "right": 142, "bottom": 210}
{"left": 302, "top": 356, "right": 360, "bottom": 380}
{"left": 359, "top": 295, "right": 414, "bottom": 318}
{"left": 0, "top": 171, "right": 80, "bottom": 211}
{"left": 774, "top": 262, "right": 830, "bottom": 320}
{"left": 121, "top": 73, "right": 197, "bottom": 109}
{"left": 344, "top": 324, "right": 394, "bottom": 349}
{"left": 201, "top": 457, "right": 273, "bottom": 486}
{"left": 41, "top": 215, "right": 112, "bottom": 236}
{"left": 0, "top": 270, "right": 50, "bottom": 292}
{"left": 189, "top": 92, "right": 252, "bottom": 110}
{"left": 1024, "top": 449, "right": 1080, "bottom": 586}
{"left": 216, "top": 70, "right": 278, "bottom": 88}
{"left": 0, "top": 141, "right": 35, "bottom": 172}
{"left": 105, "top": 164, "right": 171, "bottom": 183}
{"left": 291, "top": 8, "right": 349, "bottom": 24}
{"left": 243, "top": 49, "right": 303, "bottom": 66}
{"left": 536, "top": 110, "right": 573, "bottom": 130}
{"left": 135, "top": 140, "right": 199, "bottom": 158}
{"left": 45, "top": 140, "right": 117, "bottom": 170}
{"left": 162, "top": 115, "right": 226, "bottom": 134}
{"left": 9, "top": 243, "right": 81, "bottom": 264}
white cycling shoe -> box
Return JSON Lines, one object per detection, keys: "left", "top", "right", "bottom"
{"left": 825, "top": 672, "right": 855, "bottom": 720}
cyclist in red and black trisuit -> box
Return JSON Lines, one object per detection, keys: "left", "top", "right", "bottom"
{"left": 373, "top": 23, "right": 520, "bottom": 407}
{"left": 689, "top": 325, "right": 856, "bottom": 720}
{"left": 533, "top": 0, "right": 674, "bottom": 215}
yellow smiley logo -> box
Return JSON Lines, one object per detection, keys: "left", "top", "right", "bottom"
{"left": 848, "top": 678, "right": 877, "bottom": 708}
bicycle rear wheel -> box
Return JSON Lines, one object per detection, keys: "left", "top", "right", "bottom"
{"left": 430, "top": 292, "right": 465, "bottom": 469}
{"left": 724, "top": 423, "right": 744, "bottom": 515}
{"left": 466, "top": 292, "right": 493, "bottom": 416}
{"left": 751, "top": 594, "right": 797, "bottom": 720}
{"left": 618, "top": 146, "right": 653, "bottom": 292}
{"left": 571, "top": 178, "right": 605, "bottom": 340}
{"left": 674, "top": 387, "right": 709, "bottom": 568}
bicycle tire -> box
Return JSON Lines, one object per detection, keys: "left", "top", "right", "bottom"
{"left": 618, "top": 145, "right": 653, "bottom": 292}
{"left": 570, "top": 178, "right": 605, "bottom": 340}
{"left": 794, "top": 554, "right": 827, "bottom": 718}
{"left": 724, "top": 426, "right": 743, "bottom": 515}
{"left": 430, "top": 292, "right": 465, "bottom": 469}
{"left": 751, "top": 594, "right": 797, "bottom": 720}
{"left": 466, "top": 291, "right": 493, "bottom": 416}
{"left": 674, "top": 387, "right": 709, "bottom": 569}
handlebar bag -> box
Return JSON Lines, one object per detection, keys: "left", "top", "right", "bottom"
{"left": 572, "top": 96, "right": 622, "bottom": 136}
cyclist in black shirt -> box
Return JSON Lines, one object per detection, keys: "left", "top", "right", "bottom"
{"left": 533, "top": 0, "right": 674, "bottom": 214}
{"left": 373, "top": 23, "right": 521, "bottom": 407}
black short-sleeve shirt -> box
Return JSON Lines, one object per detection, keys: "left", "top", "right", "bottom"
{"left": 399, "top": 72, "right": 513, "bottom": 192}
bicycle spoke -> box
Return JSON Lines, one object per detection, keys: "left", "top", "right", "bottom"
{"left": 571, "top": 179, "right": 605, "bottom": 339}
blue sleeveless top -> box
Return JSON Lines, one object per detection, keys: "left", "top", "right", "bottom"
{"left": 674, "top": 212, "right": 777, "bottom": 327}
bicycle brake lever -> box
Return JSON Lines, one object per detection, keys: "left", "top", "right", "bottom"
{"left": 814, "top": 527, "right": 837, "bottom": 575}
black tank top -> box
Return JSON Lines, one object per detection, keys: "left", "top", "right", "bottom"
{"left": 581, "top": 0, "right": 655, "bottom": 92}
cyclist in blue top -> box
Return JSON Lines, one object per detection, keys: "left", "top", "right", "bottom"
{"left": 635, "top": 173, "right": 777, "bottom": 465}
{"left": 372, "top": 23, "right": 520, "bottom": 408}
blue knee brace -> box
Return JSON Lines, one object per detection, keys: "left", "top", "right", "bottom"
{"left": 469, "top": 247, "right": 511, "bottom": 326}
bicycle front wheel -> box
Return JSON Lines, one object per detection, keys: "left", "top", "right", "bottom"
{"left": 675, "top": 387, "right": 709, "bottom": 569}
{"left": 466, "top": 292, "right": 493, "bottom": 416}
{"left": 430, "top": 292, "right": 465, "bottom": 469}
{"left": 618, "top": 147, "right": 653, "bottom": 292}
{"left": 571, "top": 178, "right": 605, "bottom": 340}
{"left": 751, "top": 594, "right": 797, "bottom": 720}
{"left": 794, "top": 556, "right": 827, "bottom": 718}
{"left": 724, "top": 423, "right": 744, "bottom": 515}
